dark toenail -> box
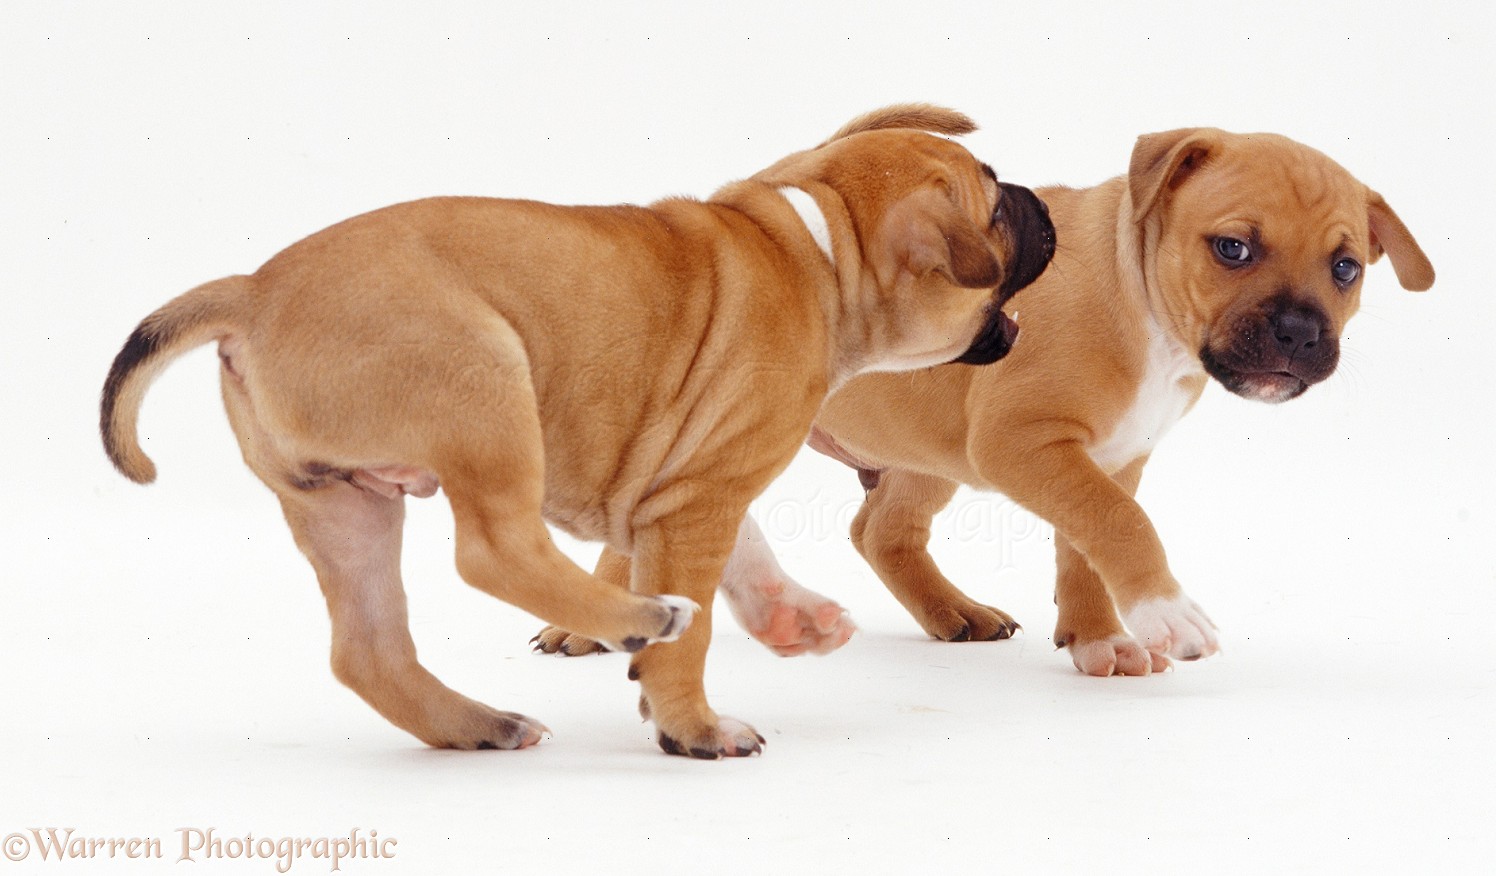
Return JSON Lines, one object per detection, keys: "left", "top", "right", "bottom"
{"left": 948, "top": 624, "right": 970, "bottom": 642}
{"left": 689, "top": 747, "right": 721, "bottom": 760}
{"left": 528, "top": 634, "right": 541, "bottom": 645}
{"left": 627, "top": 663, "right": 641, "bottom": 681}
{"left": 756, "top": 733, "right": 766, "bottom": 745}
{"left": 476, "top": 740, "right": 498, "bottom": 750}
{"left": 1181, "top": 651, "right": 1202, "bottom": 661}
{"left": 658, "top": 733, "right": 684, "bottom": 756}
{"left": 559, "top": 643, "right": 572, "bottom": 655}
{"left": 621, "top": 636, "right": 647, "bottom": 653}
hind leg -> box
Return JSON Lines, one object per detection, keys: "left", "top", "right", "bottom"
{"left": 279, "top": 483, "right": 549, "bottom": 749}
{"left": 221, "top": 355, "right": 543, "bottom": 749}
{"left": 717, "top": 515, "right": 856, "bottom": 656}
{"left": 851, "top": 468, "right": 1020, "bottom": 641}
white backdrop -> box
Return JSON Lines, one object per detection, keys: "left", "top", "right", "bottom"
{"left": 3, "top": 0, "right": 1491, "bottom": 872}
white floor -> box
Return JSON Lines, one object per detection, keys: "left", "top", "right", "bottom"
{"left": 4, "top": 1, "right": 1492, "bottom": 872}
{"left": 6, "top": 429, "right": 1492, "bottom": 872}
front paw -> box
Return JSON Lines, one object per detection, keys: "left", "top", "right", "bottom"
{"left": 605, "top": 594, "right": 700, "bottom": 654}
{"left": 1065, "top": 633, "right": 1172, "bottom": 676}
{"left": 656, "top": 715, "right": 765, "bottom": 760}
{"left": 916, "top": 598, "right": 1021, "bottom": 643}
{"left": 1121, "top": 594, "right": 1219, "bottom": 661}
{"left": 531, "top": 595, "right": 698, "bottom": 655}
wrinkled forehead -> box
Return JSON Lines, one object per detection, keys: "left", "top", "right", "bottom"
{"left": 1193, "top": 140, "right": 1371, "bottom": 255}
{"left": 976, "top": 160, "right": 1000, "bottom": 200}
{"left": 829, "top": 130, "right": 990, "bottom": 194}
{"left": 911, "top": 134, "right": 995, "bottom": 204}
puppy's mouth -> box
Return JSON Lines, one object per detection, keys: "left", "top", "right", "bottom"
{"left": 1199, "top": 350, "right": 1316, "bottom": 404}
{"left": 1199, "top": 302, "right": 1339, "bottom": 404}
{"left": 951, "top": 306, "right": 1020, "bottom": 366}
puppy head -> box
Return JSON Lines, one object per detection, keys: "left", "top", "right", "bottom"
{"left": 756, "top": 104, "right": 1055, "bottom": 371}
{"left": 1130, "top": 128, "right": 1434, "bottom": 403}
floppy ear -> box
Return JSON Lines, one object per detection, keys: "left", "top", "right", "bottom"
{"left": 883, "top": 187, "right": 1003, "bottom": 289}
{"left": 1129, "top": 128, "right": 1223, "bottom": 222}
{"left": 1366, "top": 189, "right": 1435, "bottom": 291}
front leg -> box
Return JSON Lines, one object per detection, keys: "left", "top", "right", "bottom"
{"left": 1054, "top": 457, "right": 1173, "bottom": 676}
{"left": 976, "top": 438, "right": 1217, "bottom": 662}
{"left": 532, "top": 516, "right": 856, "bottom": 658}
{"left": 629, "top": 510, "right": 765, "bottom": 759}
{"left": 531, "top": 548, "right": 630, "bottom": 656}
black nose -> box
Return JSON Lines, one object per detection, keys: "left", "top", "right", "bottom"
{"left": 1270, "top": 309, "right": 1323, "bottom": 357}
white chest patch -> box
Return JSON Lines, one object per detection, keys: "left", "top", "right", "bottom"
{"left": 1087, "top": 323, "right": 1203, "bottom": 472}
{"left": 778, "top": 186, "right": 834, "bottom": 265}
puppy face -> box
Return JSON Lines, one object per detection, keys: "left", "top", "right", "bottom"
{"left": 756, "top": 107, "right": 1055, "bottom": 372}
{"left": 1131, "top": 129, "right": 1434, "bottom": 403}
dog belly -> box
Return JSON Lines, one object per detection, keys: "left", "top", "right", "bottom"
{"left": 540, "top": 500, "right": 611, "bottom": 542}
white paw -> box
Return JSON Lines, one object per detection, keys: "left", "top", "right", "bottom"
{"left": 652, "top": 595, "right": 700, "bottom": 642}
{"left": 1121, "top": 595, "right": 1219, "bottom": 661}
{"left": 1068, "top": 634, "right": 1172, "bottom": 677}
{"left": 720, "top": 517, "right": 855, "bottom": 657}
{"left": 608, "top": 595, "right": 700, "bottom": 653}
{"left": 716, "top": 716, "right": 766, "bottom": 757}
{"left": 656, "top": 714, "right": 765, "bottom": 759}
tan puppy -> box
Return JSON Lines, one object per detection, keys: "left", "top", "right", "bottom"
{"left": 806, "top": 128, "right": 1435, "bottom": 674}
{"left": 543, "top": 128, "right": 1433, "bottom": 675}
{"left": 99, "top": 105, "right": 1056, "bottom": 757}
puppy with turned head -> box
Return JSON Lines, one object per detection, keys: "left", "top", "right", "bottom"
{"left": 100, "top": 105, "right": 1055, "bottom": 756}
{"left": 547, "top": 128, "right": 1432, "bottom": 673}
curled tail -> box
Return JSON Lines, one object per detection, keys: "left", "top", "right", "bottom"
{"left": 100, "top": 275, "right": 252, "bottom": 483}
{"left": 820, "top": 103, "right": 977, "bottom": 146}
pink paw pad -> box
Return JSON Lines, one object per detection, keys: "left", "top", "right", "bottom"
{"left": 1069, "top": 635, "right": 1172, "bottom": 677}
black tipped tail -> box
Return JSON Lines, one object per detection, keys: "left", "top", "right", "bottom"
{"left": 99, "top": 275, "right": 250, "bottom": 483}
{"left": 100, "top": 323, "right": 172, "bottom": 480}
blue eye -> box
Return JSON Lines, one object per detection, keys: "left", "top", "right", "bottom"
{"left": 1332, "top": 257, "right": 1361, "bottom": 286}
{"left": 1213, "top": 237, "right": 1252, "bottom": 265}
